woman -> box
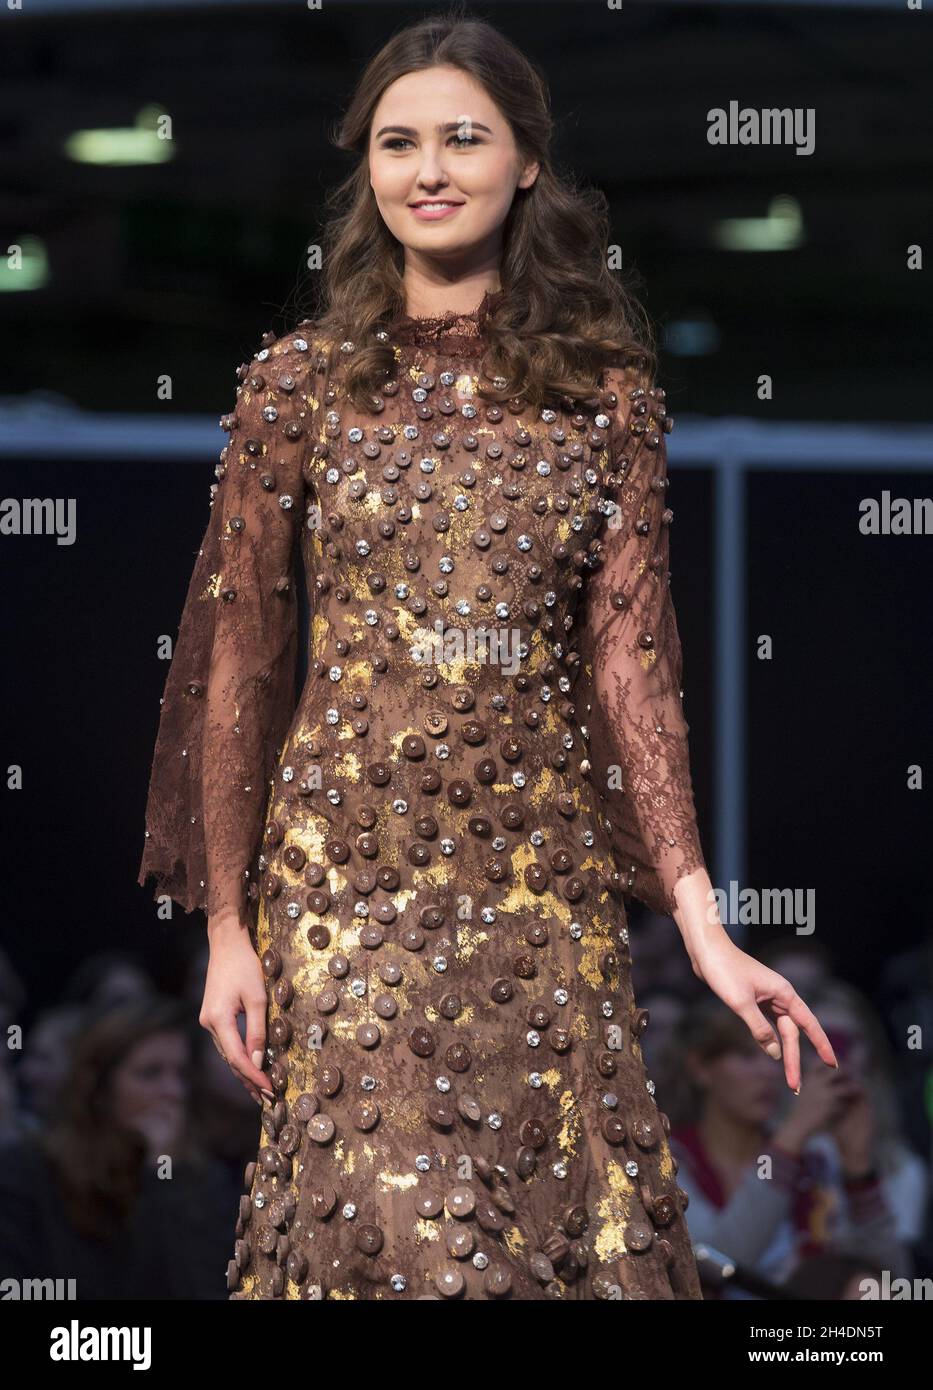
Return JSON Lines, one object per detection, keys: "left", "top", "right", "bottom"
{"left": 0, "top": 998, "right": 236, "bottom": 1300}
{"left": 666, "top": 998, "right": 912, "bottom": 1299}
{"left": 137, "top": 13, "right": 836, "bottom": 1301}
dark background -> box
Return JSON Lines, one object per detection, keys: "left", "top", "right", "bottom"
{"left": 0, "top": 0, "right": 931, "bottom": 1008}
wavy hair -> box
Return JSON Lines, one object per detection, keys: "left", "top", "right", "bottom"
{"left": 288, "top": 5, "right": 657, "bottom": 413}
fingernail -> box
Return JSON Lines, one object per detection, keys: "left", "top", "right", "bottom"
{"left": 793, "top": 1084, "right": 801, "bottom": 1095}
{"left": 261, "top": 1089, "right": 274, "bottom": 1102}
{"left": 766, "top": 1041, "right": 782, "bottom": 1060}
{"left": 251, "top": 1050, "right": 265, "bottom": 1068}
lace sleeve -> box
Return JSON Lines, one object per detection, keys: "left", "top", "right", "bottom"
{"left": 137, "top": 330, "right": 325, "bottom": 920}
{"left": 582, "top": 362, "right": 707, "bottom": 919}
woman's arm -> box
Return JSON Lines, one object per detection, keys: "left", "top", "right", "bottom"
{"left": 584, "top": 364, "right": 837, "bottom": 1088}
{"left": 137, "top": 330, "right": 324, "bottom": 921}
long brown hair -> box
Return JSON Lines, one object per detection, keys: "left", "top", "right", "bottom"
{"left": 290, "top": 6, "right": 657, "bottom": 413}
{"left": 39, "top": 996, "right": 200, "bottom": 1241}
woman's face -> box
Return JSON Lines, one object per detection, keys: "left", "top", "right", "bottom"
{"left": 694, "top": 1043, "right": 783, "bottom": 1125}
{"left": 368, "top": 63, "right": 538, "bottom": 276}
{"left": 109, "top": 1030, "right": 188, "bottom": 1132}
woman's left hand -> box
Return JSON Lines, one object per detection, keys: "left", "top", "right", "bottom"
{"left": 688, "top": 931, "right": 839, "bottom": 1091}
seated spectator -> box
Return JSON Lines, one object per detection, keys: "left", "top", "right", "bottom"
{"left": 666, "top": 996, "right": 913, "bottom": 1299}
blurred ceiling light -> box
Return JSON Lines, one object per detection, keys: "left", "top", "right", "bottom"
{"left": 63, "top": 104, "right": 174, "bottom": 166}
{"left": 662, "top": 314, "right": 721, "bottom": 357}
{"left": 0, "top": 236, "right": 50, "bottom": 292}
{"left": 712, "top": 195, "right": 803, "bottom": 252}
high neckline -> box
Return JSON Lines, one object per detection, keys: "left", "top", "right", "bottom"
{"left": 388, "top": 286, "right": 505, "bottom": 349}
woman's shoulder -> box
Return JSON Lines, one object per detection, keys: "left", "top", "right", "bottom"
{"left": 235, "top": 318, "right": 336, "bottom": 378}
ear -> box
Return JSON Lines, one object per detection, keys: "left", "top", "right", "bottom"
{"left": 518, "top": 160, "right": 540, "bottom": 191}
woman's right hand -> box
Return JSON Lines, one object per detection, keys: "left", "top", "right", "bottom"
{"left": 775, "top": 1065, "right": 862, "bottom": 1153}
{"left": 199, "top": 917, "right": 272, "bottom": 1106}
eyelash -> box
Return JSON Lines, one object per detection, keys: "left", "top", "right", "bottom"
{"left": 382, "top": 134, "right": 480, "bottom": 151}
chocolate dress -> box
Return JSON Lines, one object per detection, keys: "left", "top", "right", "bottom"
{"left": 138, "top": 287, "right": 709, "bottom": 1300}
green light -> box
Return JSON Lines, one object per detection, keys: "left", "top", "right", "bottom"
{"left": 712, "top": 196, "right": 804, "bottom": 252}
{"left": 64, "top": 103, "right": 175, "bottom": 166}
{"left": 0, "top": 236, "right": 50, "bottom": 292}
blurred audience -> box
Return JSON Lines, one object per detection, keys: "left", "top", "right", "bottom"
{"left": 664, "top": 995, "right": 915, "bottom": 1298}
{"left": 0, "top": 996, "right": 239, "bottom": 1299}
{"left": 0, "top": 920, "right": 928, "bottom": 1301}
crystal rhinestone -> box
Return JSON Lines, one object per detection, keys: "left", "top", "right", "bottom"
{"left": 356, "top": 540, "right": 371, "bottom": 556}
{"left": 436, "top": 744, "right": 451, "bottom": 759}
{"left": 390, "top": 1274, "right": 407, "bottom": 1292}
{"left": 536, "top": 460, "right": 551, "bottom": 476}
{"left": 435, "top": 1075, "right": 451, "bottom": 1093}
{"left": 256, "top": 348, "right": 269, "bottom": 361}
{"left": 528, "top": 1072, "right": 543, "bottom": 1088}
{"left": 552, "top": 1162, "right": 568, "bottom": 1179}
{"left": 602, "top": 1092, "right": 619, "bottom": 1109}
{"left": 348, "top": 426, "right": 364, "bottom": 442}
{"left": 351, "top": 978, "right": 366, "bottom": 997}
{"left": 625, "top": 1160, "right": 640, "bottom": 1177}
{"left": 512, "top": 772, "right": 526, "bottom": 788}
{"left": 326, "top": 467, "right": 340, "bottom": 484}
{"left": 293, "top": 338, "right": 309, "bottom": 352}
{"left": 261, "top": 405, "right": 278, "bottom": 423}
{"left": 342, "top": 1203, "right": 357, "bottom": 1220}
{"left": 395, "top": 582, "right": 410, "bottom": 598}
{"left": 392, "top": 799, "right": 408, "bottom": 813}
{"left": 254, "top": 1192, "right": 266, "bottom": 1209}
{"left": 453, "top": 495, "right": 470, "bottom": 511}
{"left": 526, "top": 1030, "right": 541, "bottom": 1047}
{"left": 326, "top": 708, "right": 340, "bottom": 724}
{"left": 530, "top": 830, "right": 544, "bottom": 846}
{"left": 286, "top": 901, "right": 302, "bottom": 919}
{"left": 601, "top": 1001, "right": 614, "bottom": 1018}
{"left": 432, "top": 956, "right": 448, "bottom": 973}
{"left": 420, "top": 458, "right": 436, "bottom": 474}
{"left": 365, "top": 610, "right": 379, "bottom": 625}
{"left": 415, "top": 1154, "right": 431, "bottom": 1172}
{"left": 494, "top": 603, "right": 509, "bottom": 619}
{"left": 440, "top": 839, "right": 455, "bottom": 854}
{"left": 328, "top": 666, "right": 342, "bottom": 681}
{"left": 582, "top": 830, "right": 594, "bottom": 846}
{"left": 595, "top": 412, "right": 610, "bottom": 428}
{"left": 646, "top": 1079, "right": 656, "bottom": 1096}
{"left": 480, "top": 907, "right": 496, "bottom": 924}
{"left": 472, "top": 1251, "right": 489, "bottom": 1270}
{"left": 569, "top": 922, "right": 583, "bottom": 940}
{"left": 282, "top": 766, "right": 294, "bottom": 782}
{"left": 487, "top": 1112, "right": 502, "bottom": 1130}
{"left": 354, "top": 901, "right": 368, "bottom": 918}
{"left": 278, "top": 494, "right": 294, "bottom": 511}
{"left": 517, "top": 535, "right": 532, "bottom": 551}
{"left": 361, "top": 1075, "right": 376, "bottom": 1091}
{"left": 490, "top": 837, "right": 506, "bottom": 852}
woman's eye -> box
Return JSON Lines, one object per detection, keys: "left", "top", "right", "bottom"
{"left": 382, "top": 134, "right": 479, "bottom": 151}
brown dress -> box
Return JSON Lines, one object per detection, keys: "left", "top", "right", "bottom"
{"left": 138, "top": 286, "right": 708, "bottom": 1300}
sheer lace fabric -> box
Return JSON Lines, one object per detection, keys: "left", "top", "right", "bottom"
{"left": 137, "top": 339, "right": 329, "bottom": 918}
{"left": 580, "top": 364, "right": 706, "bottom": 919}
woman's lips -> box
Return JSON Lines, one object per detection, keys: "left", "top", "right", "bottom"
{"left": 408, "top": 201, "right": 464, "bottom": 221}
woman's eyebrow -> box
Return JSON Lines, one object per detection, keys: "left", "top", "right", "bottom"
{"left": 374, "top": 121, "right": 495, "bottom": 138}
